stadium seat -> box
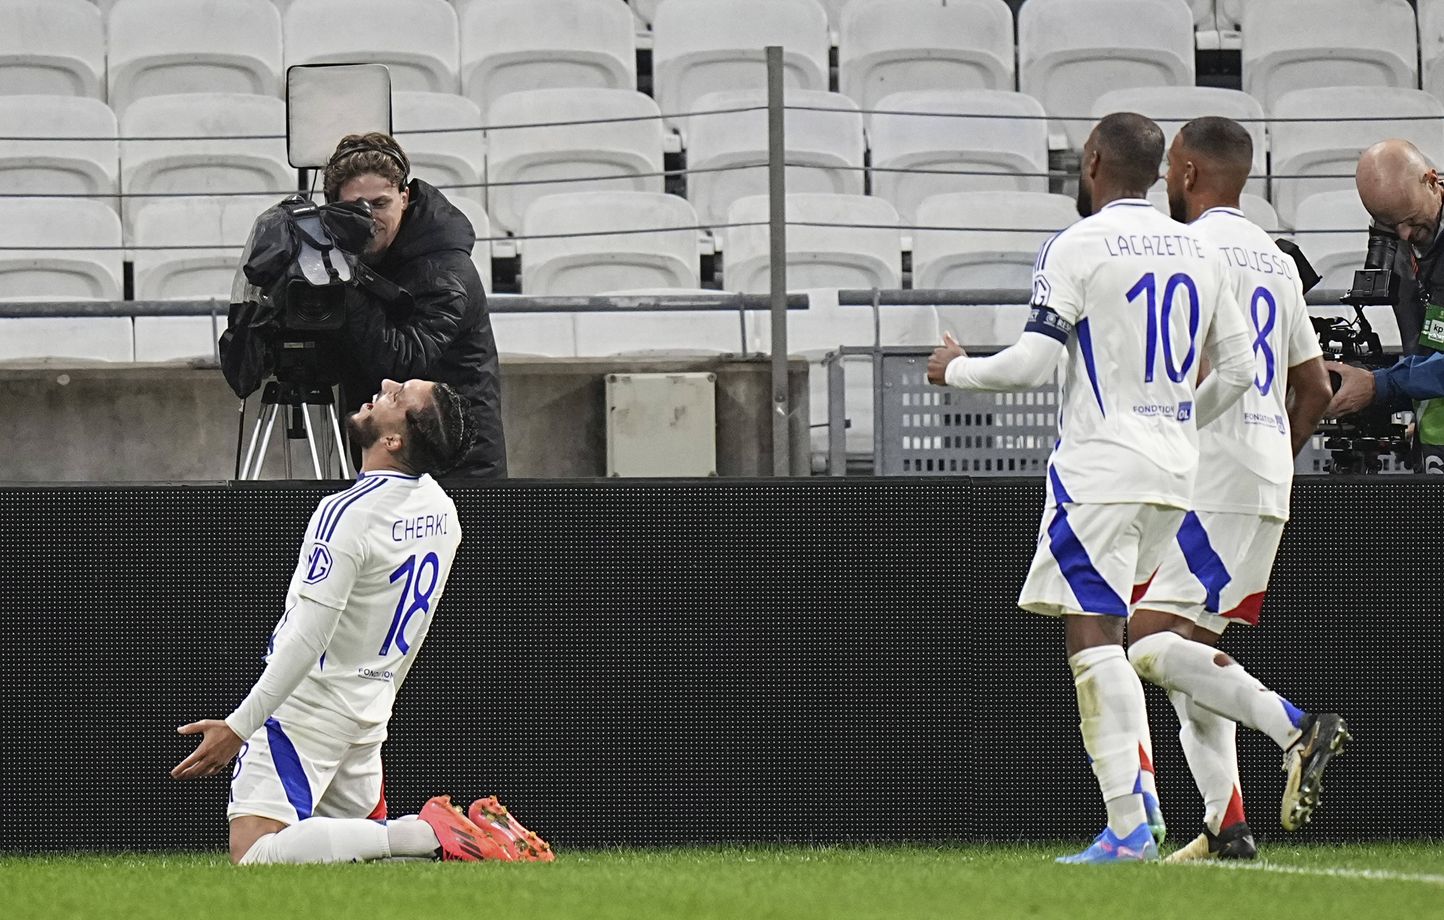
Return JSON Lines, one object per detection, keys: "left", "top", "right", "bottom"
{"left": 446, "top": 194, "right": 493, "bottom": 297}
{"left": 838, "top": 0, "right": 1015, "bottom": 111}
{"left": 0, "top": 95, "right": 119, "bottom": 205}
{"left": 1419, "top": 0, "right": 1444, "bottom": 103}
{"left": 653, "top": 0, "right": 830, "bottom": 129}
{"left": 521, "top": 191, "right": 700, "bottom": 294}
{"left": 1291, "top": 190, "right": 1370, "bottom": 292}
{"left": 868, "top": 90, "right": 1050, "bottom": 223}
{"left": 0, "top": 198, "right": 130, "bottom": 363}
{"left": 1241, "top": 0, "right": 1417, "bottom": 113}
{"left": 0, "top": 0, "right": 105, "bottom": 98}
{"left": 1269, "top": 87, "right": 1444, "bottom": 227}
{"left": 683, "top": 89, "right": 863, "bottom": 227}
{"left": 485, "top": 88, "right": 665, "bottom": 235}
{"left": 130, "top": 196, "right": 270, "bottom": 362}
{"left": 119, "top": 93, "right": 293, "bottom": 235}
{"left": 106, "top": 0, "right": 284, "bottom": 116}
{"left": 1145, "top": 187, "right": 1282, "bottom": 232}
{"left": 911, "top": 191, "right": 1077, "bottom": 292}
{"left": 724, "top": 193, "right": 934, "bottom": 459}
{"left": 1091, "top": 86, "right": 1267, "bottom": 198}
{"left": 284, "top": 0, "right": 460, "bottom": 93}
{"left": 393, "top": 91, "right": 485, "bottom": 206}
{"left": 1018, "top": 0, "right": 1195, "bottom": 149}
{"left": 459, "top": 0, "right": 636, "bottom": 118}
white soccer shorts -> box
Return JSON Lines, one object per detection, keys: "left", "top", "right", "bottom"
{"left": 227, "top": 717, "right": 387, "bottom": 826}
{"left": 1135, "top": 510, "right": 1286, "bottom": 634}
{"left": 1018, "top": 501, "right": 1186, "bottom": 618}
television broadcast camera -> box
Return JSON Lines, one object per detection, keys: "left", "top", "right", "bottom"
{"left": 220, "top": 194, "right": 374, "bottom": 478}
{"left": 1311, "top": 225, "right": 1411, "bottom": 474}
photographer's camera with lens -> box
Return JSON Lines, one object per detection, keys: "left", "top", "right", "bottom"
{"left": 1311, "top": 224, "right": 1411, "bottom": 473}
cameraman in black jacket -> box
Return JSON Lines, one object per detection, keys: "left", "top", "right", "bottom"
{"left": 323, "top": 133, "right": 506, "bottom": 478}
{"left": 1328, "top": 139, "right": 1444, "bottom": 470}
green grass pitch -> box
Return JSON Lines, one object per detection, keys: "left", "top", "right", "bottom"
{"left": 6, "top": 843, "right": 1442, "bottom": 920}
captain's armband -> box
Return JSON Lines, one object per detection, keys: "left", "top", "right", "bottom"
{"left": 1024, "top": 305, "right": 1074, "bottom": 344}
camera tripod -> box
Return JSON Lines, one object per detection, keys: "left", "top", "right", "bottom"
{"left": 236, "top": 380, "right": 352, "bottom": 480}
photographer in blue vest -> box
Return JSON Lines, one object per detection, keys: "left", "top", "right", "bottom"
{"left": 1328, "top": 140, "right": 1444, "bottom": 472}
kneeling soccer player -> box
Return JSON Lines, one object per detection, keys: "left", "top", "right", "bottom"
{"left": 1130, "top": 117, "right": 1350, "bottom": 862}
{"left": 172, "top": 378, "right": 552, "bottom": 865}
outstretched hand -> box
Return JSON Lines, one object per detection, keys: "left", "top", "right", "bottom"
{"left": 927, "top": 332, "right": 967, "bottom": 386}
{"left": 171, "top": 719, "right": 244, "bottom": 780}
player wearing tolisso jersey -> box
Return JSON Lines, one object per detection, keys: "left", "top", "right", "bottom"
{"left": 1129, "top": 117, "right": 1347, "bottom": 863}
{"left": 172, "top": 378, "right": 551, "bottom": 865}
{"left": 928, "top": 113, "right": 1255, "bottom": 864}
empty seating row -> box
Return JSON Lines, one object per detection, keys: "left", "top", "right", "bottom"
{"left": 6, "top": 0, "right": 1434, "bottom": 155}
{"left": 7, "top": 82, "right": 1436, "bottom": 236}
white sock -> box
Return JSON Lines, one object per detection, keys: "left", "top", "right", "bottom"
{"left": 1070, "top": 644, "right": 1149, "bottom": 838}
{"left": 238, "top": 817, "right": 391, "bottom": 865}
{"left": 1170, "top": 689, "right": 1246, "bottom": 835}
{"left": 386, "top": 814, "right": 442, "bottom": 858}
{"left": 1129, "top": 631, "right": 1304, "bottom": 749}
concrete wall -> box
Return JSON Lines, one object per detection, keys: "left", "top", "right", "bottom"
{"left": 0, "top": 357, "right": 810, "bottom": 482}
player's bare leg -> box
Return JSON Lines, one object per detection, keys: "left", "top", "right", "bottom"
{"left": 229, "top": 815, "right": 286, "bottom": 865}
{"left": 1058, "top": 615, "right": 1158, "bottom": 864}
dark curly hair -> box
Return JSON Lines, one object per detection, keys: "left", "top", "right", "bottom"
{"left": 402, "top": 382, "right": 477, "bottom": 476}
{"left": 323, "top": 132, "right": 410, "bottom": 202}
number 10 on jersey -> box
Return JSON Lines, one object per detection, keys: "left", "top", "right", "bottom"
{"left": 1129, "top": 272, "right": 1200, "bottom": 384}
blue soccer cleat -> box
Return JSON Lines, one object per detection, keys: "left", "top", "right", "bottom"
{"left": 1056, "top": 824, "right": 1160, "bottom": 864}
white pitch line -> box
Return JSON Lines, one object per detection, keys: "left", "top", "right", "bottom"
{"left": 1177, "top": 859, "right": 1444, "bottom": 886}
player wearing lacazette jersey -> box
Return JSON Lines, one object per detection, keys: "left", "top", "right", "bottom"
{"left": 1016, "top": 200, "right": 1250, "bottom": 509}
{"left": 929, "top": 113, "right": 1255, "bottom": 866}
{"left": 225, "top": 471, "right": 462, "bottom": 746}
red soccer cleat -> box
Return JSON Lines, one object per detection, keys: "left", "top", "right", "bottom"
{"left": 419, "top": 795, "right": 515, "bottom": 861}
{"left": 467, "top": 795, "right": 556, "bottom": 863}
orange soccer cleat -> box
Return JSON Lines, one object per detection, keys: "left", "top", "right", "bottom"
{"left": 419, "top": 795, "right": 516, "bottom": 861}
{"left": 467, "top": 795, "right": 556, "bottom": 863}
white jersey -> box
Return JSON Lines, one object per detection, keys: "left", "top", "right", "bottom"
{"left": 1029, "top": 199, "right": 1246, "bottom": 508}
{"left": 268, "top": 471, "right": 462, "bottom": 743}
{"left": 1192, "top": 207, "right": 1322, "bottom": 520}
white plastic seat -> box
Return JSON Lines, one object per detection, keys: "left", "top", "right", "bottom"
{"left": 1092, "top": 86, "right": 1267, "bottom": 198}
{"left": 684, "top": 89, "right": 863, "bottom": 227}
{"left": 119, "top": 93, "right": 293, "bottom": 235}
{"left": 1291, "top": 191, "right": 1371, "bottom": 292}
{"left": 838, "top": 0, "right": 1014, "bottom": 111}
{"left": 393, "top": 91, "right": 485, "bottom": 206}
{"left": 106, "top": 0, "right": 283, "bottom": 116}
{"left": 446, "top": 194, "right": 494, "bottom": 297}
{"left": 486, "top": 89, "right": 665, "bottom": 235}
{"left": 912, "top": 191, "right": 1077, "bottom": 292}
{"left": 1242, "top": 0, "right": 1417, "bottom": 113}
{"left": 725, "top": 193, "right": 933, "bottom": 458}
{"left": 0, "top": 95, "right": 119, "bottom": 205}
{"left": 284, "top": 0, "right": 460, "bottom": 93}
{"left": 1269, "top": 87, "right": 1444, "bottom": 227}
{"left": 130, "top": 196, "right": 270, "bottom": 362}
{"left": 1019, "top": 0, "right": 1195, "bottom": 149}
{"left": 0, "top": 198, "right": 130, "bottom": 362}
{"left": 868, "top": 90, "right": 1049, "bottom": 223}
{"left": 1421, "top": 0, "right": 1444, "bottom": 102}
{"left": 521, "top": 191, "right": 700, "bottom": 294}
{"left": 0, "top": 0, "right": 105, "bottom": 98}
{"left": 459, "top": 0, "right": 636, "bottom": 118}
{"left": 653, "top": 0, "right": 830, "bottom": 130}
